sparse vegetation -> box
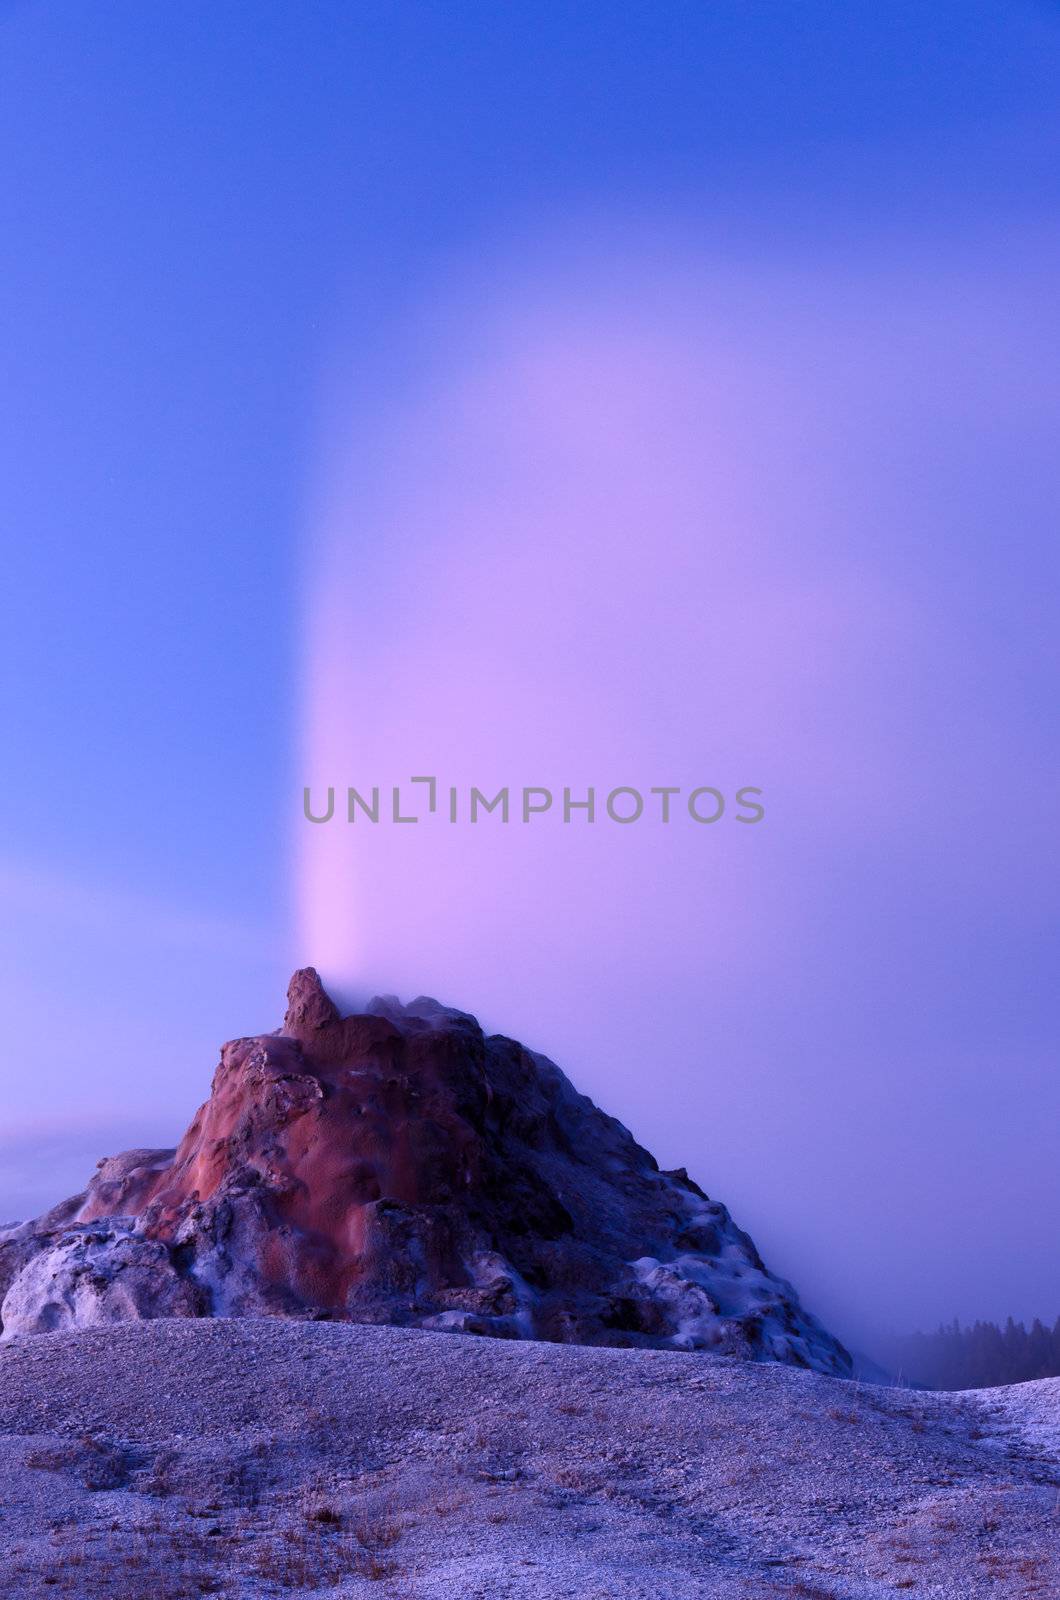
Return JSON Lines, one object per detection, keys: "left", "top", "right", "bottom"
{"left": 25, "top": 1436, "right": 129, "bottom": 1492}
{"left": 1, "top": 1319, "right": 1056, "bottom": 1597}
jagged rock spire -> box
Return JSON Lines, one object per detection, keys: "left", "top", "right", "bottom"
{"left": 283, "top": 966, "right": 341, "bottom": 1038}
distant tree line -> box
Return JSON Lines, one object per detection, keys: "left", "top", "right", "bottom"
{"left": 883, "top": 1317, "right": 1060, "bottom": 1390}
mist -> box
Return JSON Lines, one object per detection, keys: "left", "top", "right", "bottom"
{"left": 295, "top": 221, "right": 1060, "bottom": 1350}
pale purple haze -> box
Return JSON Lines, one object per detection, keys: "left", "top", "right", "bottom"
{"left": 299, "top": 225, "right": 1059, "bottom": 1349}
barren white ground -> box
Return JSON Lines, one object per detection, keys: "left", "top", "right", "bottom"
{"left": 0, "top": 1320, "right": 1056, "bottom": 1598}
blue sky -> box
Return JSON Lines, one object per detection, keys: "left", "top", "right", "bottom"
{"left": 1, "top": 2, "right": 1058, "bottom": 1346}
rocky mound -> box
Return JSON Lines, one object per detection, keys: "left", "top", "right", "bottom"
{"left": 0, "top": 970, "right": 850, "bottom": 1374}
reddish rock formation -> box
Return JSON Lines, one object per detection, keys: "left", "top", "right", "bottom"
{"left": 0, "top": 970, "right": 851, "bottom": 1374}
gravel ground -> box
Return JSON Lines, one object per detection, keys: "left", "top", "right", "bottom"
{"left": 0, "top": 1318, "right": 1056, "bottom": 1599}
